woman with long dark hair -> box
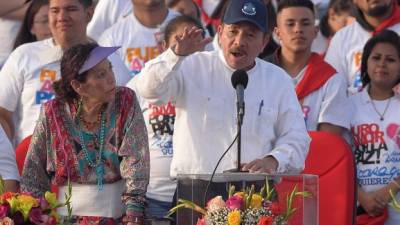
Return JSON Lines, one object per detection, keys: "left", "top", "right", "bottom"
{"left": 13, "top": 0, "right": 51, "bottom": 50}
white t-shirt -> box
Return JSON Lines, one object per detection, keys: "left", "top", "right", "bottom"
{"left": 135, "top": 48, "right": 311, "bottom": 176}
{"left": 0, "top": 19, "right": 21, "bottom": 68}
{"left": 98, "top": 10, "right": 179, "bottom": 77}
{"left": 127, "top": 79, "right": 176, "bottom": 202}
{"left": 350, "top": 88, "right": 400, "bottom": 225}
{"left": 325, "top": 22, "right": 400, "bottom": 94}
{"left": 311, "top": 31, "right": 329, "bottom": 56}
{"left": 87, "top": 0, "right": 132, "bottom": 41}
{"left": 293, "top": 69, "right": 350, "bottom": 131}
{"left": 0, "top": 38, "right": 131, "bottom": 145}
{"left": 0, "top": 125, "right": 19, "bottom": 181}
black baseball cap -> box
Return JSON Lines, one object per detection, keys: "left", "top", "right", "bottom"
{"left": 222, "top": 0, "right": 267, "bottom": 33}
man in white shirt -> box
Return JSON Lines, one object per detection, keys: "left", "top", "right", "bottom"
{"left": 98, "top": 0, "right": 179, "bottom": 78}
{"left": 86, "top": 0, "right": 132, "bottom": 40}
{"left": 135, "top": 0, "right": 310, "bottom": 175}
{"left": 266, "top": 0, "right": 349, "bottom": 135}
{"left": 0, "top": 0, "right": 131, "bottom": 145}
{"left": 325, "top": 0, "right": 400, "bottom": 94}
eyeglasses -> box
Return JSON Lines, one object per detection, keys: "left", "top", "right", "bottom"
{"left": 33, "top": 19, "right": 49, "bottom": 25}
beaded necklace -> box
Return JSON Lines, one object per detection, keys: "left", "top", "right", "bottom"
{"left": 76, "top": 100, "right": 107, "bottom": 190}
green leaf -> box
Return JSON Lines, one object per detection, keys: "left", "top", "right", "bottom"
{"left": 0, "top": 176, "right": 4, "bottom": 195}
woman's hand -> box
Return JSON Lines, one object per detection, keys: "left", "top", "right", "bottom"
{"left": 358, "top": 189, "right": 386, "bottom": 216}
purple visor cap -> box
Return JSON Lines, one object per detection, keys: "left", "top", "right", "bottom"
{"left": 78, "top": 46, "right": 120, "bottom": 74}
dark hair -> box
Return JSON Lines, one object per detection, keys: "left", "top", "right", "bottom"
{"left": 277, "top": 0, "right": 315, "bottom": 16}
{"left": 13, "top": 0, "right": 49, "bottom": 50}
{"left": 79, "top": 0, "right": 92, "bottom": 8}
{"left": 53, "top": 43, "right": 97, "bottom": 102}
{"left": 319, "top": 0, "right": 352, "bottom": 38}
{"left": 164, "top": 15, "right": 205, "bottom": 46}
{"left": 361, "top": 30, "right": 400, "bottom": 87}
{"left": 167, "top": 0, "right": 201, "bottom": 19}
{"left": 48, "top": 0, "right": 92, "bottom": 8}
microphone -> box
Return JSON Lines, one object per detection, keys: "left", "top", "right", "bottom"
{"left": 231, "top": 70, "right": 249, "bottom": 125}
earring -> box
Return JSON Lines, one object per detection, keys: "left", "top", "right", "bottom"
{"left": 75, "top": 98, "right": 83, "bottom": 121}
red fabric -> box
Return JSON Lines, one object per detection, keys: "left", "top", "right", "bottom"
{"left": 275, "top": 131, "right": 356, "bottom": 225}
{"left": 295, "top": 53, "right": 337, "bottom": 101}
{"left": 356, "top": 209, "right": 388, "bottom": 225}
{"left": 15, "top": 135, "right": 32, "bottom": 175}
{"left": 373, "top": 1, "right": 400, "bottom": 35}
{"left": 194, "top": 0, "right": 221, "bottom": 28}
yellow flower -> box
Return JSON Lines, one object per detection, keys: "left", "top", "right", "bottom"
{"left": 45, "top": 192, "right": 58, "bottom": 209}
{"left": 17, "top": 194, "right": 38, "bottom": 208}
{"left": 234, "top": 192, "right": 246, "bottom": 199}
{"left": 227, "top": 210, "right": 241, "bottom": 225}
{"left": 16, "top": 194, "right": 39, "bottom": 221}
{"left": 249, "top": 194, "right": 263, "bottom": 209}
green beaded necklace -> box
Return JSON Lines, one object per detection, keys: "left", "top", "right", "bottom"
{"left": 76, "top": 100, "right": 107, "bottom": 190}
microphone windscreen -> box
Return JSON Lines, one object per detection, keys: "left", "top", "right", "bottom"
{"left": 231, "top": 69, "right": 249, "bottom": 89}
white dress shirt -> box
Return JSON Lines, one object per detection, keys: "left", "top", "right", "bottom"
{"left": 134, "top": 48, "right": 311, "bottom": 176}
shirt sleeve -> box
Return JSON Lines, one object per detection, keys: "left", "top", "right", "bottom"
{"left": 0, "top": 50, "right": 24, "bottom": 112}
{"left": 134, "top": 48, "right": 184, "bottom": 105}
{"left": 87, "top": 0, "right": 115, "bottom": 41}
{"left": 267, "top": 82, "right": 311, "bottom": 174}
{"left": 318, "top": 73, "right": 350, "bottom": 129}
{"left": 20, "top": 106, "right": 52, "bottom": 197}
{"left": 0, "top": 125, "right": 19, "bottom": 181}
{"left": 324, "top": 31, "right": 347, "bottom": 78}
{"left": 118, "top": 92, "right": 150, "bottom": 216}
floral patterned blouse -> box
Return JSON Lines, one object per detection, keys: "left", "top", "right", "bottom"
{"left": 21, "top": 87, "right": 149, "bottom": 221}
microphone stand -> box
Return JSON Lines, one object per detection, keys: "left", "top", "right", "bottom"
{"left": 237, "top": 102, "right": 244, "bottom": 172}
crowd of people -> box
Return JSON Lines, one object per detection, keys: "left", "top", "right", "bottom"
{"left": 0, "top": 0, "right": 399, "bottom": 224}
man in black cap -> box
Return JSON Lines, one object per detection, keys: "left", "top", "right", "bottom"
{"left": 135, "top": 0, "right": 310, "bottom": 175}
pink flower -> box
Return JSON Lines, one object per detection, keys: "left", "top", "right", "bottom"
{"left": 41, "top": 215, "right": 57, "bottom": 225}
{"left": 206, "top": 196, "right": 226, "bottom": 211}
{"left": 39, "top": 197, "right": 49, "bottom": 210}
{"left": 0, "top": 205, "right": 9, "bottom": 219}
{"left": 0, "top": 217, "right": 14, "bottom": 225}
{"left": 28, "top": 207, "right": 43, "bottom": 225}
{"left": 226, "top": 196, "right": 243, "bottom": 210}
{"left": 196, "top": 217, "right": 206, "bottom": 225}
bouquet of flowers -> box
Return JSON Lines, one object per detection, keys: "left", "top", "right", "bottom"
{"left": 167, "top": 179, "right": 310, "bottom": 225}
{"left": 0, "top": 177, "right": 72, "bottom": 225}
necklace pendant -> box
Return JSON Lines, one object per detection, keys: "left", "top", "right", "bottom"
{"left": 380, "top": 117, "right": 384, "bottom": 121}
{"left": 96, "top": 164, "right": 105, "bottom": 190}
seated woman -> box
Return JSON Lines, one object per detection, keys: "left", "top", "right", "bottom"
{"left": 21, "top": 43, "right": 149, "bottom": 225}
{"left": 350, "top": 30, "right": 400, "bottom": 224}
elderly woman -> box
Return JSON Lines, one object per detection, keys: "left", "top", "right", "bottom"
{"left": 21, "top": 43, "right": 149, "bottom": 225}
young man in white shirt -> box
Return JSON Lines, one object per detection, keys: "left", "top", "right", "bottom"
{"left": 98, "top": 0, "right": 179, "bottom": 77}
{"left": 0, "top": 0, "right": 131, "bottom": 145}
{"left": 325, "top": 0, "right": 400, "bottom": 94}
{"left": 135, "top": 0, "right": 310, "bottom": 175}
{"left": 266, "top": 0, "right": 350, "bottom": 135}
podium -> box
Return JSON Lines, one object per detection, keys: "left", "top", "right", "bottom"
{"left": 175, "top": 173, "right": 318, "bottom": 225}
